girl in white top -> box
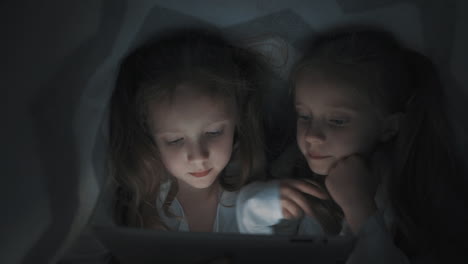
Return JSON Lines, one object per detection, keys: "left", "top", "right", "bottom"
{"left": 60, "top": 29, "right": 269, "bottom": 264}
{"left": 109, "top": 28, "right": 266, "bottom": 233}
{"left": 237, "top": 29, "right": 467, "bottom": 263}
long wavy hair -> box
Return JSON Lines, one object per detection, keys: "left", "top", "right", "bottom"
{"left": 109, "top": 28, "right": 266, "bottom": 230}
{"left": 289, "top": 28, "right": 467, "bottom": 258}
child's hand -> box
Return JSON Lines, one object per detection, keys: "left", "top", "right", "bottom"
{"left": 325, "top": 155, "right": 378, "bottom": 234}
{"left": 279, "top": 179, "right": 330, "bottom": 220}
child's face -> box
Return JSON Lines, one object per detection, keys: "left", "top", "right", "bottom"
{"left": 295, "top": 71, "right": 385, "bottom": 175}
{"left": 149, "top": 84, "right": 237, "bottom": 190}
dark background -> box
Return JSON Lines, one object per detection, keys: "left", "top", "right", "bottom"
{"left": 3, "top": 0, "right": 467, "bottom": 263}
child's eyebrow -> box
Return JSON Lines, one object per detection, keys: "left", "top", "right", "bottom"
{"left": 294, "top": 101, "right": 359, "bottom": 111}
{"left": 294, "top": 102, "right": 305, "bottom": 108}
{"left": 328, "top": 102, "right": 361, "bottom": 112}
{"left": 205, "top": 119, "right": 230, "bottom": 126}
{"left": 154, "top": 119, "right": 231, "bottom": 135}
{"left": 208, "top": 119, "right": 231, "bottom": 125}
{"left": 154, "top": 130, "right": 182, "bottom": 136}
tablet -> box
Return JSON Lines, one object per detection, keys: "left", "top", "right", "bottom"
{"left": 94, "top": 226, "right": 355, "bottom": 264}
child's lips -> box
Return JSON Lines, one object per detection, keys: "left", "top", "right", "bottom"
{"left": 189, "top": 168, "right": 212, "bottom": 177}
{"left": 308, "top": 153, "right": 331, "bottom": 160}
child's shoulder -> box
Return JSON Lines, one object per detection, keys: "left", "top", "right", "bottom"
{"left": 219, "top": 188, "right": 239, "bottom": 206}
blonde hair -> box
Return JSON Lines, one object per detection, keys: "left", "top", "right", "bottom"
{"left": 110, "top": 28, "right": 266, "bottom": 229}
{"left": 290, "top": 28, "right": 466, "bottom": 257}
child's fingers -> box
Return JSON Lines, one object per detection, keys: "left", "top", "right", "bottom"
{"left": 282, "top": 206, "right": 294, "bottom": 220}
{"left": 284, "top": 179, "right": 330, "bottom": 200}
{"left": 281, "top": 197, "right": 303, "bottom": 219}
{"left": 280, "top": 186, "right": 315, "bottom": 218}
{"left": 302, "top": 179, "right": 326, "bottom": 191}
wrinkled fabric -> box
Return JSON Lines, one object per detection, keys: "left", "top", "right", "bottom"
{"left": 157, "top": 181, "right": 240, "bottom": 233}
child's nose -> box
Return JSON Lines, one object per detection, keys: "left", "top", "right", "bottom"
{"left": 186, "top": 141, "right": 209, "bottom": 162}
{"left": 304, "top": 123, "right": 326, "bottom": 144}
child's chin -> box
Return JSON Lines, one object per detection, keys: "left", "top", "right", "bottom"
{"left": 307, "top": 163, "right": 330, "bottom": 176}
{"left": 188, "top": 180, "right": 214, "bottom": 189}
{"left": 311, "top": 170, "right": 329, "bottom": 177}
{"left": 186, "top": 177, "right": 217, "bottom": 189}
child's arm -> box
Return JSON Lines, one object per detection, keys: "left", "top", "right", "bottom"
{"left": 326, "top": 155, "right": 411, "bottom": 264}
{"left": 236, "top": 179, "right": 328, "bottom": 234}
{"left": 347, "top": 211, "right": 411, "bottom": 264}
{"left": 325, "top": 155, "right": 378, "bottom": 234}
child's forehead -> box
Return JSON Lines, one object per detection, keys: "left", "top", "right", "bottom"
{"left": 148, "top": 85, "right": 236, "bottom": 132}
{"left": 152, "top": 82, "right": 230, "bottom": 105}
{"left": 295, "top": 71, "right": 369, "bottom": 106}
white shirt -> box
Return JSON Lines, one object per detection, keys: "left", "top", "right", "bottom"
{"left": 60, "top": 181, "right": 247, "bottom": 264}
{"left": 156, "top": 181, "right": 240, "bottom": 233}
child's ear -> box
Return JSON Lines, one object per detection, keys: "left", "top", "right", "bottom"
{"left": 379, "top": 113, "right": 402, "bottom": 142}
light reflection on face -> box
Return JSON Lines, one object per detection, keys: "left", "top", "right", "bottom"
{"left": 295, "top": 71, "right": 385, "bottom": 175}
{"left": 149, "top": 84, "right": 237, "bottom": 190}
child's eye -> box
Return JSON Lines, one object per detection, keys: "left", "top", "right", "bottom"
{"left": 297, "top": 114, "right": 311, "bottom": 121}
{"left": 329, "top": 118, "right": 349, "bottom": 126}
{"left": 167, "top": 138, "right": 184, "bottom": 145}
{"left": 206, "top": 130, "right": 223, "bottom": 137}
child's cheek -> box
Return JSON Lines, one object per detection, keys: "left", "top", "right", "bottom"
{"left": 329, "top": 129, "right": 363, "bottom": 159}
{"left": 209, "top": 134, "right": 234, "bottom": 168}
{"left": 167, "top": 147, "right": 198, "bottom": 178}
{"left": 352, "top": 128, "right": 380, "bottom": 155}
{"left": 295, "top": 124, "right": 308, "bottom": 155}
{"left": 158, "top": 146, "right": 184, "bottom": 170}
{"left": 161, "top": 147, "right": 180, "bottom": 160}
